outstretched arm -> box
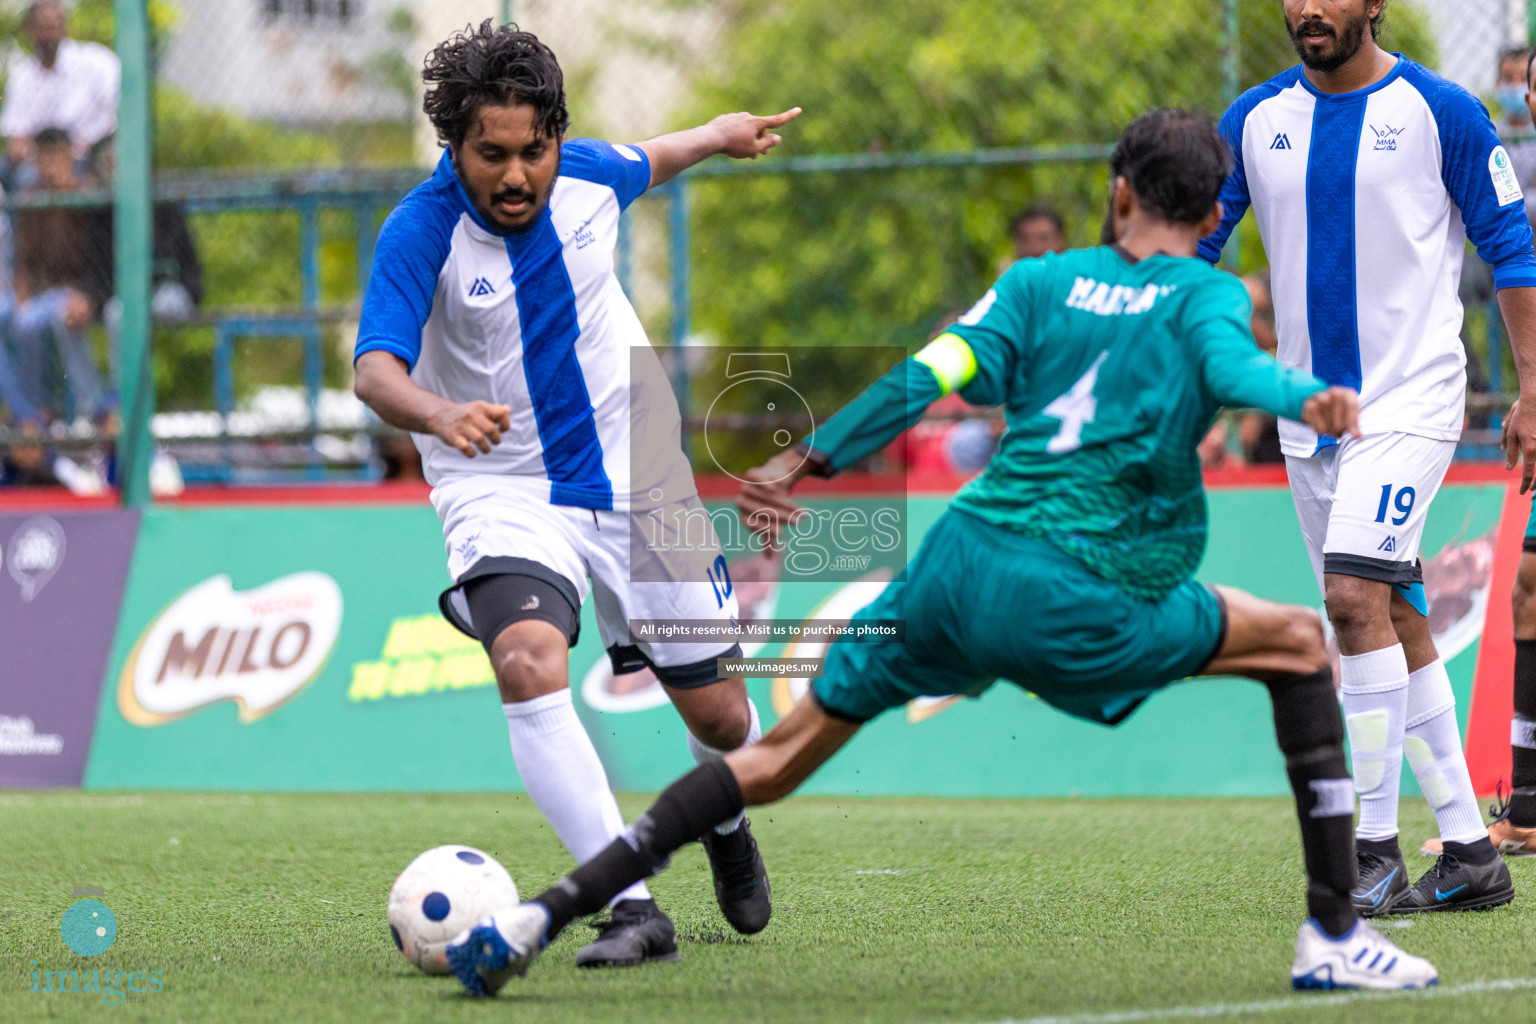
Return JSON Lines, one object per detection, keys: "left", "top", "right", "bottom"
{"left": 639, "top": 108, "right": 801, "bottom": 188}
{"left": 734, "top": 334, "right": 973, "bottom": 541}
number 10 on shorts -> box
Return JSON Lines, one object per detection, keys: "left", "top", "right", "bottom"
{"left": 708, "top": 555, "right": 733, "bottom": 609}
{"left": 1374, "top": 485, "right": 1416, "bottom": 526}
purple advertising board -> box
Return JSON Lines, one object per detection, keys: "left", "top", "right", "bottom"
{"left": 0, "top": 509, "right": 138, "bottom": 786}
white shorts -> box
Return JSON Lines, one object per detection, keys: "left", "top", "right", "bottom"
{"left": 430, "top": 478, "right": 740, "bottom": 682}
{"left": 1284, "top": 432, "right": 1455, "bottom": 597}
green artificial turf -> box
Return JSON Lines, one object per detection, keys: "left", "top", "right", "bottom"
{"left": 1, "top": 792, "right": 1533, "bottom": 1023}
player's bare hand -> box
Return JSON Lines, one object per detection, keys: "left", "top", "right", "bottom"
{"left": 1299, "top": 387, "right": 1361, "bottom": 441}
{"left": 709, "top": 108, "right": 801, "bottom": 160}
{"left": 428, "top": 400, "right": 512, "bottom": 458}
{"left": 735, "top": 448, "right": 813, "bottom": 547}
{"left": 1504, "top": 396, "right": 1536, "bottom": 494}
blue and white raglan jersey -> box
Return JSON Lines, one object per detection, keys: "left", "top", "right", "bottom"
{"left": 355, "top": 140, "right": 695, "bottom": 510}
{"left": 1200, "top": 58, "right": 1536, "bottom": 456}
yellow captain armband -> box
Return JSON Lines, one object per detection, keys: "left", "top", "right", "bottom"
{"left": 913, "top": 332, "right": 978, "bottom": 396}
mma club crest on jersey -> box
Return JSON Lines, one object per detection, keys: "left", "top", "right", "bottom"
{"left": 118, "top": 572, "right": 343, "bottom": 726}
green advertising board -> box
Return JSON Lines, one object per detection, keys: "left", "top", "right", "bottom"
{"left": 84, "top": 484, "right": 1506, "bottom": 796}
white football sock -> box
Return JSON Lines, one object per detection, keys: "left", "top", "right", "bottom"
{"left": 686, "top": 698, "right": 760, "bottom": 834}
{"left": 503, "top": 690, "right": 650, "bottom": 906}
{"left": 1340, "top": 644, "right": 1409, "bottom": 842}
{"left": 1404, "top": 660, "right": 1486, "bottom": 844}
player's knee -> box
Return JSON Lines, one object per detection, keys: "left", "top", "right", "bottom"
{"left": 490, "top": 635, "right": 568, "bottom": 702}
{"left": 1513, "top": 561, "right": 1536, "bottom": 631}
{"left": 687, "top": 697, "right": 751, "bottom": 752}
{"left": 1322, "top": 576, "right": 1378, "bottom": 640}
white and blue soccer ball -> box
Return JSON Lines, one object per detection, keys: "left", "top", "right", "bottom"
{"left": 387, "top": 845, "right": 519, "bottom": 975}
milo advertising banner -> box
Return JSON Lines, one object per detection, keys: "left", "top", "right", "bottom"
{"left": 85, "top": 483, "right": 1508, "bottom": 796}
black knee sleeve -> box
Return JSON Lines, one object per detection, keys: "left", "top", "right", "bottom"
{"left": 1515, "top": 640, "right": 1536, "bottom": 719}
{"left": 1266, "top": 668, "right": 1345, "bottom": 761}
{"left": 463, "top": 572, "right": 580, "bottom": 654}
{"left": 1265, "top": 668, "right": 1356, "bottom": 935}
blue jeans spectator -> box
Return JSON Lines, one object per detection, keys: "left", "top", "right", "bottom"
{"left": 0, "top": 311, "right": 38, "bottom": 424}
{"left": 3, "top": 286, "right": 111, "bottom": 422}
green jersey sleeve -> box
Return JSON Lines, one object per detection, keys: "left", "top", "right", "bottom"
{"left": 802, "top": 266, "right": 1035, "bottom": 475}
{"left": 1189, "top": 275, "right": 1325, "bottom": 419}
{"left": 800, "top": 359, "right": 944, "bottom": 475}
{"left": 949, "top": 262, "right": 1034, "bottom": 407}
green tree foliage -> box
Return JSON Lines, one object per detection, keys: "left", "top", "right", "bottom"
{"left": 663, "top": 0, "right": 1437, "bottom": 366}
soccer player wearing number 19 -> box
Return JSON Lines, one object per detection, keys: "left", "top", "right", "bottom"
{"left": 1200, "top": 0, "right": 1536, "bottom": 914}
{"left": 445, "top": 109, "right": 1438, "bottom": 995}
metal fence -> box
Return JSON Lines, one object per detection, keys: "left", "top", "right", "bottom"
{"left": 0, "top": 0, "right": 1531, "bottom": 498}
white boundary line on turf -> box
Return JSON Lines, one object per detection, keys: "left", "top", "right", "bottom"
{"left": 975, "top": 977, "right": 1536, "bottom": 1024}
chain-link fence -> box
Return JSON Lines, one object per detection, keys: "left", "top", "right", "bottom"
{"left": 0, "top": 0, "right": 1530, "bottom": 493}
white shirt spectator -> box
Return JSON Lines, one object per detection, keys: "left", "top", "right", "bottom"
{"left": 0, "top": 38, "right": 120, "bottom": 155}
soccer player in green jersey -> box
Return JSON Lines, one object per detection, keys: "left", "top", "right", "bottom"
{"left": 445, "top": 109, "right": 1438, "bottom": 993}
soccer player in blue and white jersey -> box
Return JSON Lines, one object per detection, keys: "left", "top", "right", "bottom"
{"left": 1201, "top": 0, "right": 1536, "bottom": 915}
{"left": 352, "top": 22, "right": 797, "bottom": 966}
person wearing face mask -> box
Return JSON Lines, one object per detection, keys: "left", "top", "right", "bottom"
{"left": 1493, "top": 49, "right": 1536, "bottom": 220}
{"left": 1496, "top": 49, "right": 1534, "bottom": 132}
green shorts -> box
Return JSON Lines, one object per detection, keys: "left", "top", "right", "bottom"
{"left": 812, "top": 509, "right": 1227, "bottom": 726}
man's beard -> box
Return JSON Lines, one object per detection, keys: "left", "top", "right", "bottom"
{"left": 454, "top": 151, "right": 560, "bottom": 234}
{"left": 1288, "top": 14, "right": 1371, "bottom": 74}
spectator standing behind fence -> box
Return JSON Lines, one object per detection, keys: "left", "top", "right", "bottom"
{"left": 1238, "top": 272, "right": 1285, "bottom": 464}
{"left": 81, "top": 144, "right": 203, "bottom": 331}
{"left": 8, "top": 127, "right": 112, "bottom": 425}
{"left": 0, "top": 1, "right": 118, "bottom": 182}
{"left": 1009, "top": 205, "right": 1068, "bottom": 260}
{"left": 1197, "top": 273, "right": 1285, "bottom": 469}
{"left": 1496, "top": 49, "right": 1536, "bottom": 203}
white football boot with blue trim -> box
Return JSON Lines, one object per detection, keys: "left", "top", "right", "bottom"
{"left": 445, "top": 904, "right": 551, "bottom": 997}
{"left": 1291, "top": 918, "right": 1438, "bottom": 990}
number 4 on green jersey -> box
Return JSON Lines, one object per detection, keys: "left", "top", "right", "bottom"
{"left": 1043, "top": 351, "right": 1109, "bottom": 454}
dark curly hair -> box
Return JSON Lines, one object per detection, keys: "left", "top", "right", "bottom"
{"left": 422, "top": 21, "right": 570, "bottom": 150}
{"left": 1110, "top": 108, "right": 1233, "bottom": 226}
{"left": 1369, "top": 0, "right": 1389, "bottom": 40}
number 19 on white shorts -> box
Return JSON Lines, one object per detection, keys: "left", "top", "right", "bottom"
{"left": 1284, "top": 432, "right": 1456, "bottom": 588}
